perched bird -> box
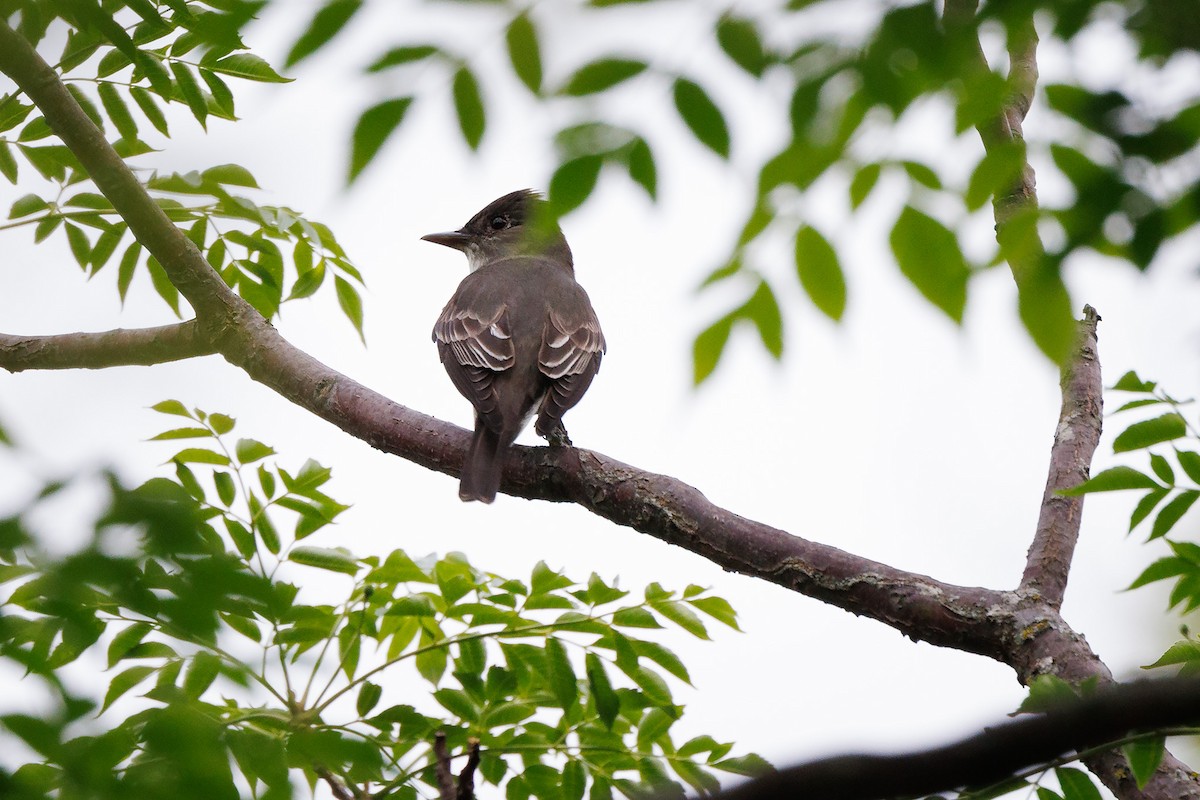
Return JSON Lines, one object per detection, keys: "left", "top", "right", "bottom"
{"left": 424, "top": 190, "right": 605, "bottom": 503}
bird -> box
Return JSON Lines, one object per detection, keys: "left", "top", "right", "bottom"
{"left": 423, "top": 190, "right": 605, "bottom": 503}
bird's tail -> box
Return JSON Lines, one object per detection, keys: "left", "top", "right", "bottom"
{"left": 460, "top": 425, "right": 505, "bottom": 503}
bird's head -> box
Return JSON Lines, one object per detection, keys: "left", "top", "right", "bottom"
{"left": 421, "top": 189, "right": 573, "bottom": 272}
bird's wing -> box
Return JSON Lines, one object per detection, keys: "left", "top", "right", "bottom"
{"left": 433, "top": 302, "right": 515, "bottom": 426}
{"left": 538, "top": 305, "right": 605, "bottom": 425}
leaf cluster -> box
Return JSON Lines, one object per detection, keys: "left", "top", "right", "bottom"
{"left": 0, "top": 405, "right": 768, "bottom": 799}
{"left": 1, "top": 2, "right": 365, "bottom": 336}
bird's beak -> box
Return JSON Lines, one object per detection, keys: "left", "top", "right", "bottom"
{"left": 421, "top": 231, "right": 472, "bottom": 251}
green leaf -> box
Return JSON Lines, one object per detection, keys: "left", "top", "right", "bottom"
{"left": 1127, "top": 556, "right": 1189, "bottom": 590}
{"left": 285, "top": 0, "right": 363, "bottom": 67}
{"left": 1144, "top": 639, "right": 1200, "bottom": 668}
{"left": 901, "top": 160, "right": 942, "bottom": 189}
{"left": 711, "top": 753, "right": 772, "bottom": 777}
{"left": 173, "top": 448, "right": 231, "bottom": 466}
{"left": 202, "top": 164, "right": 259, "bottom": 188}
{"left": 169, "top": 61, "right": 208, "bottom": 127}
{"left": 1060, "top": 466, "right": 1161, "bottom": 495}
{"left": 98, "top": 83, "right": 138, "bottom": 140}
{"left": 742, "top": 279, "right": 784, "bottom": 359}
{"left": 0, "top": 141, "right": 17, "bottom": 183}
{"left": 1130, "top": 487, "right": 1170, "bottom": 532}
{"left": 65, "top": 224, "right": 92, "bottom": 268}
{"left": 152, "top": 399, "right": 193, "bottom": 418}
{"left": 687, "top": 595, "right": 740, "bottom": 630}
{"left": 636, "top": 707, "right": 675, "bottom": 751}
{"left": 1150, "top": 453, "right": 1175, "bottom": 484}
{"left": 561, "top": 58, "right": 647, "bottom": 95}
{"left": 1055, "top": 767, "right": 1103, "bottom": 800}
{"left": 292, "top": 546, "right": 360, "bottom": 576}
{"left": 626, "top": 136, "right": 656, "bottom": 199}
{"left": 108, "top": 622, "right": 153, "bottom": 667}
{"left": 348, "top": 97, "right": 413, "bottom": 183}
{"left": 612, "top": 607, "right": 662, "bottom": 628}
{"left": 716, "top": 15, "right": 769, "bottom": 77}
{"left": 356, "top": 681, "right": 383, "bottom": 717}
{"left": 130, "top": 87, "right": 169, "bottom": 135}
{"left": 889, "top": 205, "right": 969, "bottom": 323}
{"left": 654, "top": 601, "right": 709, "bottom": 640}
{"left": 209, "top": 413, "right": 235, "bottom": 434}
{"left": 102, "top": 665, "right": 156, "bottom": 712}
{"left": 0, "top": 99, "right": 33, "bottom": 133}
{"left": 1113, "top": 413, "right": 1187, "bottom": 453}
{"left": 549, "top": 155, "right": 603, "bottom": 215}
{"left": 183, "top": 651, "right": 221, "bottom": 698}
{"left": 693, "top": 312, "right": 734, "bottom": 385}
{"left": 434, "top": 688, "right": 479, "bottom": 721}
{"left": 673, "top": 78, "right": 730, "bottom": 158}
{"left": 1113, "top": 370, "right": 1156, "bottom": 393}
{"left": 506, "top": 13, "right": 542, "bottom": 94}
{"left": 850, "top": 162, "right": 881, "bottom": 209}
{"left": 213, "top": 471, "right": 236, "bottom": 506}
{"left": 335, "top": 276, "right": 366, "bottom": 341}
{"left": 9, "top": 193, "right": 47, "bottom": 219}
{"left": 452, "top": 66, "right": 486, "bottom": 150}
{"left": 118, "top": 241, "right": 142, "bottom": 302}
{"left": 586, "top": 653, "right": 619, "bottom": 729}
{"left": 1123, "top": 736, "right": 1165, "bottom": 789}
{"left": 365, "top": 45, "right": 439, "bottom": 72}
{"left": 149, "top": 426, "right": 211, "bottom": 441}
{"left": 545, "top": 637, "right": 578, "bottom": 710}
{"left": 1180, "top": 451, "right": 1200, "bottom": 484}
{"left": 210, "top": 53, "right": 291, "bottom": 83}
{"left": 235, "top": 438, "right": 275, "bottom": 464}
{"left": 1149, "top": 490, "right": 1199, "bottom": 540}
{"left": 794, "top": 225, "right": 846, "bottom": 321}
{"left": 146, "top": 256, "right": 181, "bottom": 316}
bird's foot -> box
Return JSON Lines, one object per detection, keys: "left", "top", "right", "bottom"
{"left": 545, "top": 424, "right": 573, "bottom": 447}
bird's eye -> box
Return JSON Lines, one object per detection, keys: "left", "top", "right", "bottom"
{"left": 490, "top": 216, "right": 509, "bottom": 230}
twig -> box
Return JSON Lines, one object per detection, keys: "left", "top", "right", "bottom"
{"left": 0, "top": 321, "right": 216, "bottom": 372}
{"left": 316, "top": 767, "right": 357, "bottom": 800}
{"left": 1020, "top": 307, "right": 1103, "bottom": 607}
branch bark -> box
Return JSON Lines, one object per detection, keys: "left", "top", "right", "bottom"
{"left": 1, "top": 15, "right": 1195, "bottom": 799}
{"left": 0, "top": 322, "right": 216, "bottom": 371}
{"left": 1020, "top": 306, "right": 1103, "bottom": 607}
{"left": 714, "top": 677, "right": 1200, "bottom": 800}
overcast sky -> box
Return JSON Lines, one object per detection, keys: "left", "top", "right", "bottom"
{"left": 2, "top": 3, "right": 1200, "bottom": 796}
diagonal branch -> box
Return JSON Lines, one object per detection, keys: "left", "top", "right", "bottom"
{"left": 1020, "top": 306, "right": 1103, "bottom": 607}
{"left": 0, "top": 321, "right": 216, "bottom": 372}
{"left": 714, "top": 677, "right": 1200, "bottom": 800}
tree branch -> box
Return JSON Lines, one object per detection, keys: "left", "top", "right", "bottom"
{"left": 1020, "top": 306, "right": 1103, "bottom": 606}
{"left": 0, "top": 321, "right": 216, "bottom": 372}
{"left": 714, "top": 677, "right": 1200, "bottom": 800}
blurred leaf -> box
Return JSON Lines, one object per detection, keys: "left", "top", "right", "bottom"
{"left": 716, "top": 15, "right": 769, "bottom": 76}
{"left": 741, "top": 279, "right": 784, "bottom": 359}
{"left": 335, "top": 276, "right": 366, "bottom": 341}
{"left": 794, "top": 225, "right": 846, "bottom": 321}
{"left": 561, "top": 58, "right": 647, "bottom": 95}
{"left": 672, "top": 78, "right": 730, "bottom": 158}
{"left": 506, "top": 13, "right": 542, "bottom": 94}
{"left": 849, "top": 162, "right": 881, "bottom": 209}
{"left": 348, "top": 97, "right": 413, "bottom": 183}
{"left": 1124, "top": 736, "right": 1165, "bottom": 789}
{"left": 285, "top": 0, "right": 363, "bottom": 67}
{"left": 291, "top": 546, "right": 359, "bottom": 575}
{"left": 1055, "top": 767, "right": 1103, "bottom": 800}
{"left": 889, "top": 205, "right": 969, "bottom": 323}
{"left": 549, "top": 155, "right": 603, "bottom": 215}
{"left": 692, "top": 312, "right": 734, "bottom": 385}
{"left": 366, "top": 45, "right": 439, "bottom": 72}
{"left": 452, "top": 66, "right": 486, "bottom": 150}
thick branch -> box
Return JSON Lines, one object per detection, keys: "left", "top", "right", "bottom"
{"left": 0, "top": 322, "right": 216, "bottom": 372}
{"left": 715, "top": 677, "right": 1200, "bottom": 800}
{"left": 1020, "top": 307, "right": 1103, "bottom": 606}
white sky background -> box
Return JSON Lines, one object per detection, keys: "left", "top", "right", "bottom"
{"left": 2, "top": 1, "right": 1200, "bottom": 796}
